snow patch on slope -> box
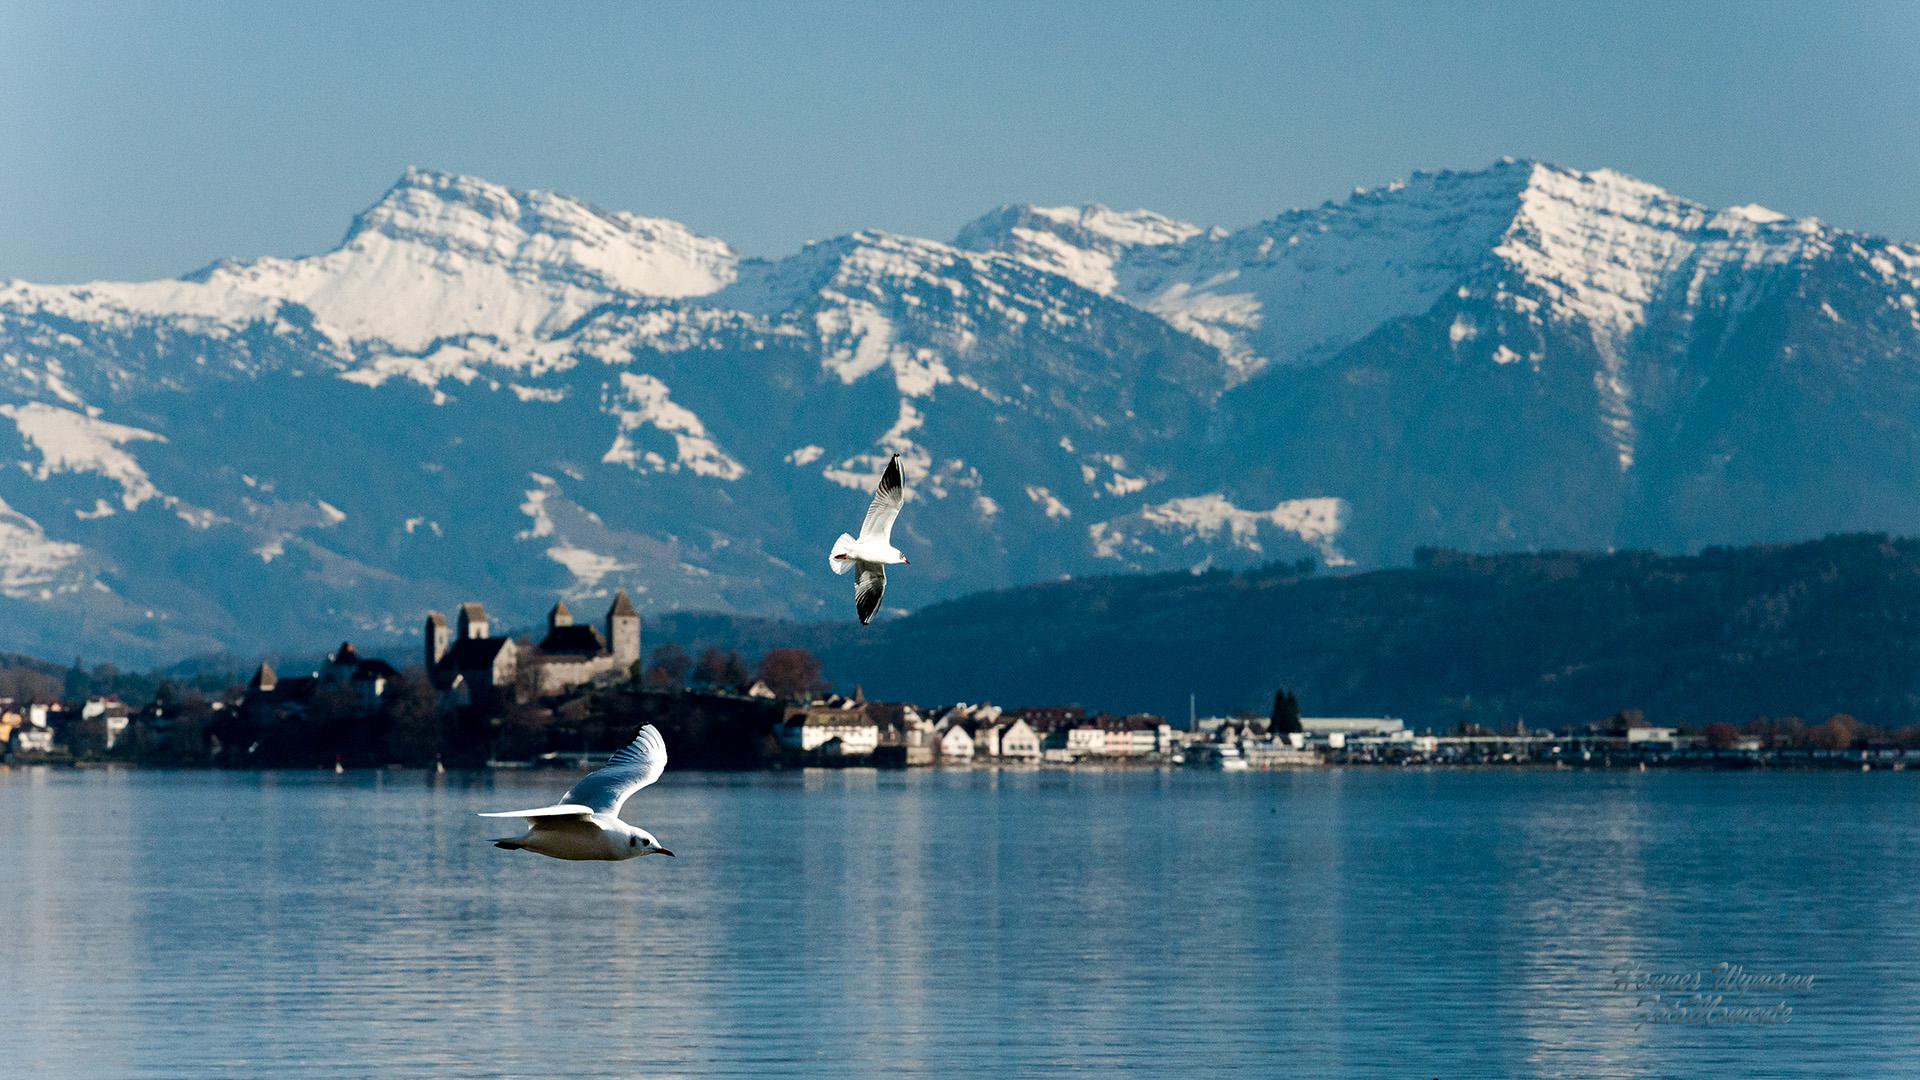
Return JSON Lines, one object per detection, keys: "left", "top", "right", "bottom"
{"left": 0, "top": 495, "right": 91, "bottom": 598}
{"left": 823, "top": 398, "right": 932, "bottom": 492}
{"left": 956, "top": 203, "right": 1205, "bottom": 293}
{"left": 0, "top": 403, "right": 167, "bottom": 510}
{"left": 600, "top": 372, "right": 746, "bottom": 480}
{"left": 519, "top": 476, "right": 637, "bottom": 587}
{"left": 242, "top": 496, "right": 348, "bottom": 563}
{"left": 1089, "top": 494, "right": 1351, "bottom": 567}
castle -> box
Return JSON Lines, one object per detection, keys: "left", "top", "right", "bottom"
{"left": 427, "top": 590, "right": 640, "bottom": 707}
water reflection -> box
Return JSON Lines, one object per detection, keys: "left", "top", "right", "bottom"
{"left": 2, "top": 765, "right": 1918, "bottom": 1078}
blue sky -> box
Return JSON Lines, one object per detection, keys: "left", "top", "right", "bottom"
{"left": 3, "top": 1, "right": 1917, "bottom": 283}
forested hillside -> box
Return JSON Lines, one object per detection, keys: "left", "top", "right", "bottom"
{"left": 653, "top": 534, "right": 1920, "bottom": 730}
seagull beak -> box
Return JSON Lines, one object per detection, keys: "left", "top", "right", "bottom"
{"left": 656, "top": 848, "right": 676, "bottom": 857}
{"left": 902, "top": 558, "right": 910, "bottom": 564}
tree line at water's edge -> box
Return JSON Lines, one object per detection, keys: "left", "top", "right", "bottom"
{"left": 15, "top": 533, "right": 1920, "bottom": 765}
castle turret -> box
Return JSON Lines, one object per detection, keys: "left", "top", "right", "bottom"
{"left": 458, "top": 602, "right": 489, "bottom": 641}
{"left": 425, "top": 611, "right": 449, "bottom": 667}
{"left": 549, "top": 600, "right": 573, "bottom": 630}
{"left": 324, "top": 642, "right": 359, "bottom": 684}
{"left": 606, "top": 589, "right": 640, "bottom": 667}
{"left": 250, "top": 662, "right": 277, "bottom": 692}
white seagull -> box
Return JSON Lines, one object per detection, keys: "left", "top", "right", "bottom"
{"left": 830, "top": 453, "right": 909, "bottom": 624}
{"left": 477, "top": 725, "right": 676, "bottom": 861}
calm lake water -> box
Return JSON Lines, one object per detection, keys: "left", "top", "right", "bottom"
{"left": 3, "top": 765, "right": 1917, "bottom": 1079}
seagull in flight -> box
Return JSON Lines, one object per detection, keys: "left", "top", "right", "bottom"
{"left": 478, "top": 725, "right": 675, "bottom": 861}
{"left": 830, "top": 453, "right": 909, "bottom": 624}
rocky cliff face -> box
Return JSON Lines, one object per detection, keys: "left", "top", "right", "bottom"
{"left": 2, "top": 160, "right": 1918, "bottom": 663}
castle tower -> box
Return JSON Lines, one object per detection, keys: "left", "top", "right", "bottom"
{"left": 324, "top": 642, "right": 359, "bottom": 684}
{"left": 458, "top": 602, "right": 489, "bottom": 641}
{"left": 549, "top": 600, "right": 573, "bottom": 631}
{"left": 425, "top": 611, "right": 449, "bottom": 668}
{"left": 606, "top": 589, "right": 640, "bottom": 667}
{"left": 250, "top": 662, "right": 277, "bottom": 692}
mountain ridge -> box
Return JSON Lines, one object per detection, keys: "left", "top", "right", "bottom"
{"left": 2, "top": 160, "right": 1918, "bottom": 663}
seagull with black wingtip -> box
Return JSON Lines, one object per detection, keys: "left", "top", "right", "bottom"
{"left": 478, "top": 725, "right": 675, "bottom": 861}
{"left": 829, "top": 453, "right": 910, "bottom": 624}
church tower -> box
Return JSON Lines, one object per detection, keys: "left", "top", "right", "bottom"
{"left": 606, "top": 589, "right": 640, "bottom": 667}
{"left": 425, "top": 611, "right": 450, "bottom": 668}
{"left": 457, "top": 602, "right": 489, "bottom": 641}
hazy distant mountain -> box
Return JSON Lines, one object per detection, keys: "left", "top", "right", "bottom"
{"left": 3, "top": 160, "right": 1920, "bottom": 663}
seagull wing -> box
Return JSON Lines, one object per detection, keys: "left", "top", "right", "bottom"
{"left": 858, "top": 455, "right": 906, "bottom": 543}
{"left": 475, "top": 804, "right": 593, "bottom": 820}
{"left": 855, "top": 560, "right": 886, "bottom": 625}
{"left": 558, "top": 724, "right": 668, "bottom": 816}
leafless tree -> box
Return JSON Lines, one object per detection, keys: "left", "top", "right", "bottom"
{"left": 755, "top": 648, "right": 823, "bottom": 700}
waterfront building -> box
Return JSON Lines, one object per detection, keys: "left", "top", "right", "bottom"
{"left": 869, "top": 702, "right": 934, "bottom": 764}
{"left": 1094, "top": 713, "right": 1171, "bottom": 755}
{"left": 970, "top": 722, "right": 1002, "bottom": 757}
{"left": 243, "top": 641, "right": 399, "bottom": 727}
{"left": 937, "top": 723, "right": 976, "bottom": 761}
{"left": 9, "top": 718, "right": 53, "bottom": 754}
{"left": 998, "top": 719, "right": 1041, "bottom": 761}
{"left": 1301, "top": 717, "right": 1405, "bottom": 738}
{"left": 1049, "top": 725, "right": 1106, "bottom": 756}
{"left": 1243, "top": 740, "right": 1322, "bottom": 767}
{"left": 778, "top": 704, "right": 880, "bottom": 755}
{"left": 1015, "top": 705, "right": 1085, "bottom": 734}
{"left": 80, "top": 696, "right": 133, "bottom": 751}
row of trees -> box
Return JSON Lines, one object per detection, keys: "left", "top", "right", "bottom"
{"left": 1700, "top": 714, "right": 1920, "bottom": 751}
{"left": 1579, "top": 709, "right": 1920, "bottom": 750}
{"left": 640, "top": 643, "right": 830, "bottom": 700}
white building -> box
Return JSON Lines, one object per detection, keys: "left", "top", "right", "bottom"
{"left": 970, "top": 723, "right": 1002, "bottom": 758}
{"left": 779, "top": 707, "right": 880, "bottom": 755}
{"left": 998, "top": 719, "right": 1041, "bottom": 761}
{"left": 938, "top": 724, "right": 976, "bottom": 761}
{"left": 1096, "top": 716, "right": 1172, "bottom": 756}
{"left": 1301, "top": 717, "right": 1405, "bottom": 737}
{"left": 10, "top": 723, "right": 53, "bottom": 753}
{"left": 82, "top": 697, "right": 132, "bottom": 751}
{"left": 1062, "top": 726, "right": 1106, "bottom": 755}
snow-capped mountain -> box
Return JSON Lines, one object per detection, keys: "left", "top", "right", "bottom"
{"left": 3, "top": 159, "right": 1918, "bottom": 663}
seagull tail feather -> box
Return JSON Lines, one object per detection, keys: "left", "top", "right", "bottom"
{"left": 490, "top": 838, "right": 526, "bottom": 850}
{"left": 829, "top": 533, "right": 858, "bottom": 575}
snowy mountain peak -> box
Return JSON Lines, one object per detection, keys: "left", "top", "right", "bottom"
{"left": 341, "top": 168, "right": 739, "bottom": 301}
{"left": 0, "top": 170, "right": 741, "bottom": 356}
{"left": 956, "top": 203, "right": 1205, "bottom": 294}
{"left": 1493, "top": 161, "right": 1829, "bottom": 339}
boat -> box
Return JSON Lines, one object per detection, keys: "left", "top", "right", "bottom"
{"left": 1184, "top": 742, "right": 1249, "bottom": 770}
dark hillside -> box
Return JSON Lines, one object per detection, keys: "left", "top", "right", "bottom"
{"left": 651, "top": 534, "right": 1920, "bottom": 730}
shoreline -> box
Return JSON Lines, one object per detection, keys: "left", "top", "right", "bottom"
{"left": 6, "top": 754, "right": 1912, "bottom": 774}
